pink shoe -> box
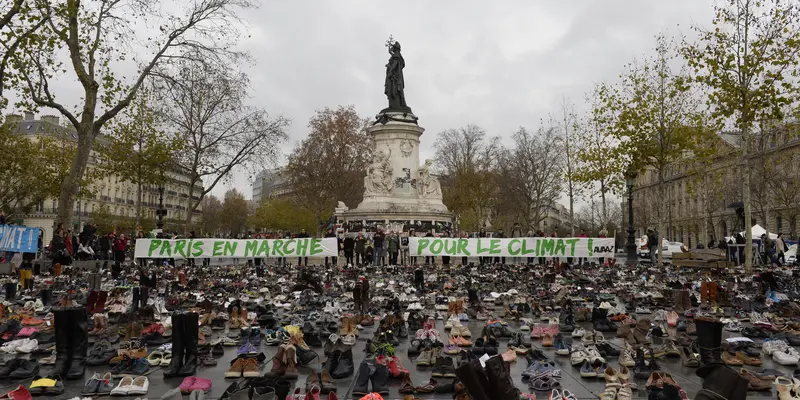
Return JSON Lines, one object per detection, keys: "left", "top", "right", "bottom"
{"left": 328, "top": 392, "right": 339, "bottom": 400}
{"left": 305, "top": 385, "right": 321, "bottom": 400}
{"left": 287, "top": 387, "right": 304, "bottom": 400}
{"left": 190, "top": 377, "right": 212, "bottom": 392}
{"left": 179, "top": 377, "right": 195, "bottom": 394}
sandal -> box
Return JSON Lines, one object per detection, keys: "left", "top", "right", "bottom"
{"left": 599, "top": 386, "right": 617, "bottom": 400}
{"left": 146, "top": 351, "right": 163, "bottom": 366}
{"left": 160, "top": 351, "right": 172, "bottom": 367}
{"left": 530, "top": 376, "right": 561, "bottom": 391}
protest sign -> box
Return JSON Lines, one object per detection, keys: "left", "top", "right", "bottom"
{"left": 134, "top": 238, "right": 338, "bottom": 259}
{"left": 0, "top": 224, "right": 41, "bottom": 253}
{"left": 408, "top": 237, "right": 615, "bottom": 258}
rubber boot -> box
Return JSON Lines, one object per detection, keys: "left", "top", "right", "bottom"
{"left": 264, "top": 345, "right": 286, "bottom": 377}
{"left": 140, "top": 287, "right": 149, "bottom": 308}
{"left": 695, "top": 317, "right": 723, "bottom": 378}
{"left": 163, "top": 312, "right": 184, "bottom": 377}
{"left": 41, "top": 289, "right": 51, "bottom": 306}
{"left": 26, "top": 278, "right": 33, "bottom": 291}
{"left": 177, "top": 312, "right": 198, "bottom": 376}
{"left": 66, "top": 307, "right": 88, "bottom": 379}
{"left": 682, "top": 290, "right": 691, "bottom": 311}
{"left": 351, "top": 361, "right": 372, "bottom": 396}
{"left": 673, "top": 289, "right": 684, "bottom": 313}
{"left": 131, "top": 288, "right": 141, "bottom": 311}
{"left": 484, "top": 355, "right": 520, "bottom": 400}
{"left": 455, "top": 359, "right": 491, "bottom": 400}
{"left": 93, "top": 291, "right": 108, "bottom": 314}
{"left": 696, "top": 365, "right": 748, "bottom": 400}
{"left": 370, "top": 360, "right": 390, "bottom": 395}
{"left": 52, "top": 308, "right": 72, "bottom": 377}
{"left": 5, "top": 282, "right": 15, "bottom": 301}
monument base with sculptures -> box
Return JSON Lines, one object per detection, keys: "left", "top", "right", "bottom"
{"left": 334, "top": 38, "right": 453, "bottom": 233}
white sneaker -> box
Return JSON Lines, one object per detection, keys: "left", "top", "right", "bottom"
{"left": 33, "top": 299, "right": 44, "bottom": 313}
{"left": 572, "top": 328, "right": 586, "bottom": 338}
{"left": 762, "top": 340, "right": 788, "bottom": 355}
{"left": 16, "top": 338, "right": 38, "bottom": 353}
{"left": 773, "top": 347, "right": 800, "bottom": 365}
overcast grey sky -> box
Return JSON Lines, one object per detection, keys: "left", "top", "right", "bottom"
{"left": 226, "top": 0, "right": 714, "bottom": 200}
{"left": 7, "top": 1, "right": 716, "bottom": 202}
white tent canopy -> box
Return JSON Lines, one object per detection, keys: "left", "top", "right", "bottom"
{"left": 740, "top": 224, "right": 778, "bottom": 240}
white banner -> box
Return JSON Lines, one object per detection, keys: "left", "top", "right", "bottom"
{"left": 134, "top": 238, "right": 338, "bottom": 259}
{"left": 409, "top": 237, "right": 615, "bottom": 258}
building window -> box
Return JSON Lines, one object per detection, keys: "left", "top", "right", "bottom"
{"left": 36, "top": 201, "right": 44, "bottom": 212}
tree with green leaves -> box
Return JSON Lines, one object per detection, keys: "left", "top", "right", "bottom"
{"left": 250, "top": 198, "right": 316, "bottom": 234}
{"left": 6, "top": 0, "right": 257, "bottom": 228}
{"left": 284, "top": 105, "right": 372, "bottom": 234}
{"left": 0, "top": 0, "right": 46, "bottom": 105}
{"left": 603, "top": 35, "right": 712, "bottom": 265}
{"left": 681, "top": 0, "right": 800, "bottom": 270}
{"left": 0, "top": 116, "right": 75, "bottom": 219}
{"left": 96, "top": 90, "right": 181, "bottom": 230}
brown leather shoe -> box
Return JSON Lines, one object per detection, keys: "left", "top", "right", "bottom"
{"left": 740, "top": 368, "right": 772, "bottom": 391}
{"left": 735, "top": 351, "right": 762, "bottom": 366}
{"left": 722, "top": 351, "right": 743, "bottom": 366}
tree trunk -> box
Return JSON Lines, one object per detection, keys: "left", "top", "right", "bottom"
{"left": 743, "top": 125, "right": 753, "bottom": 271}
{"left": 600, "top": 182, "right": 608, "bottom": 228}
{"left": 568, "top": 185, "right": 575, "bottom": 237}
{"left": 135, "top": 181, "right": 142, "bottom": 231}
{"left": 56, "top": 130, "right": 95, "bottom": 228}
{"left": 657, "top": 168, "right": 665, "bottom": 267}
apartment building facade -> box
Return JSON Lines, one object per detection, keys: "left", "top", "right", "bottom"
{"left": 9, "top": 113, "right": 203, "bottom": 243}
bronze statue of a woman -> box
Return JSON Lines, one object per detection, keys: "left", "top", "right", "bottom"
{"left": 382, "top": 41, "right": 412, "bottom": 113}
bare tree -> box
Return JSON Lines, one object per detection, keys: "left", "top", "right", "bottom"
{"left": 159, "top": 64, "right": 289, "bottom": 232}
{"left": 550, "top": 97, "right": 584, "bottom": 236}
{"left": 6, "top": 0, "right": 256, "bottom": 226}
{"left": 285, "top": 105, "right": 372, "bottom": 233}
{"left": 498, "top": 126, "right": 563, "bottom": 231}
{"left": 434, "top": 125, "right": 501, "bottom": 230}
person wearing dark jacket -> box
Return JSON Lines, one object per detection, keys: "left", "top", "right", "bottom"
{"left": 494, "top": 228, "right": 506, "bottom": 264}
{"left": 324, "top": 228, "right": 337, "bottom": 267}
{"left": 343, "top": 234, "right": 355, "bottom": 266}
{"left": 296, "top": 229, "right": 310, "bottom": 266}
{"left": 354, "top": 233, "right": 367, "bottom": 265}
{"left": 99, "top": 233, "right": 112, "bottom": 260}
{"left": 372, "top": 229, "right": 386, "bottom": 266}
{"left": 424, "top": 231, "right": 435, "bottom": 264}
{"left": 478, "top": 228, "right": 488, "bottom": 265}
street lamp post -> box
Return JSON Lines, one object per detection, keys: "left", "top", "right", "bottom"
{"left": 625, "top": 165, "right": 638, "bottom": 265}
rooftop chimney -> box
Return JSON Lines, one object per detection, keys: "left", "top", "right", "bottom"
{"left": 24, "top": 112, "right": 34, "bottom": 121}
{"left": 41, "top": 115, "right": 60, "bottom": 126}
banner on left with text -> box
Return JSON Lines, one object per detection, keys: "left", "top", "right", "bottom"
{"left": 0, "top": 225, "right": 41, "bottom": 254}
{"left": 134, "top": 238, "right": 338, "bottom": 259}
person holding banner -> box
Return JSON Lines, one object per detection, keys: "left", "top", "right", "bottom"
{"left": 296, "top": 229, "right": 310, "bottom": 266}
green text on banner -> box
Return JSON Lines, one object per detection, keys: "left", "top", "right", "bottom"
{"left": 134, "top": 238, "right": 338, "bottom": 259}
{"left": 408, "top": 237, "right": 615, "bottom": 258}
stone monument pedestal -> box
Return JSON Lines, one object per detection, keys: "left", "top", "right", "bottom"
{"left": 335, "top": 111, "right": 453, "bottom": 233}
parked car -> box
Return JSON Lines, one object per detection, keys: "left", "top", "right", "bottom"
{"left": 661, "top": 240, "right": 686, "bottom": 259}
{"left": 637, "top": 236, "right": 650, "bottom": 257}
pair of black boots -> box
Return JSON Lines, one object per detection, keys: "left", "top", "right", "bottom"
{"left": 163, "top": 312, "right": 199, "bottom": 378}
{"left": 53, "top": 307, "right": 89, "bottom": 380}
{"left": 694, "top": 318, "right": 748, "bottom": 400}
{"left": 20, "top": 278, "right": 34, "bottom": 291}
{"left": 352, "top": 360, "right": 389, "bottom": 396}
{"left": 326, "top": 346, "right": 354, "bottom": 378}
{"left": 592, "top": 307, "right": 615, "bottom": 332}
{"left": 455, "top": 354, "right": 519, "bottom": 400}
{"left": 132, "top": 287, "right": 149, "bottom": 310}
{"left": 4, "top": 282, "right": 15, "bottom": 301}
